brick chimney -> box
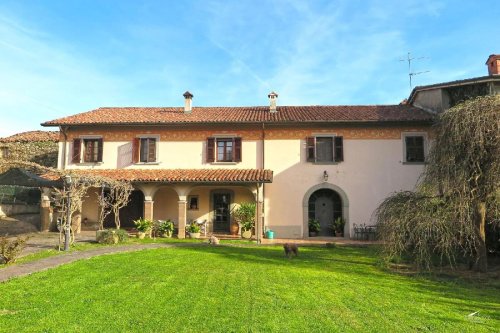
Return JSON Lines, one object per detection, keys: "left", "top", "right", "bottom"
{"left": 268, "top": 91, "right": 278, "bottom": 113}
{"left": 486, "top": 54, "right": 500, "bottom": 75}
{"left": 183, "top": 91, "right": 193, "bottom": 113}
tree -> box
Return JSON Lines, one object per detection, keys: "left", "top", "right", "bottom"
{"left": 107, "top": 180, "right": 133, "bottom": 229}
{"left": 377, "top": 95, "right": 500, "bottom": 272}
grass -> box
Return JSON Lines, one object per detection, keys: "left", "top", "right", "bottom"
{"left": 0, "top": 245, "right": 498, "bottom": 332}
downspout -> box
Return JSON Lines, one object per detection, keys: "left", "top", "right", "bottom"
{"left": 60, "top": 126, "right": 68, "bottom": 170}
{"left": 261, "top": 123, "right": 266, "bottom": 241}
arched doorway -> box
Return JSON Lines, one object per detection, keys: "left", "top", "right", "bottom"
{"left": 308, "top": 189, "right": 342, "bottom": 236}
{"left": 303, "top": 183, "right": 349, "bottom": 238}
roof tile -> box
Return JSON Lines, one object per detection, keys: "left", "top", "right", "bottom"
{"left": 49, "top": 169, "right": 273, "bottom": 183}
{"left": 42, "top": 105, "right": 433, "bottom": 126}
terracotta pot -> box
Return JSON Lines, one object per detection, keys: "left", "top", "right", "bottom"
{"left": 230, "top": 222, "right": 239, "bottom": 235}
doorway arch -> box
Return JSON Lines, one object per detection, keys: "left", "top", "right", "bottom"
{"left": 302, "top": 183, "right": 349, "bottom": 238}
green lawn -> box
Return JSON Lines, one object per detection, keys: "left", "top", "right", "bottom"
{"left": 0, "top": 245, "right": 498, "bottom": 332}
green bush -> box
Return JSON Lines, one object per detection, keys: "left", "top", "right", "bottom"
{"left": 0, "top": 236, "right": 29, "bottom": 264}
{"left": 134, "top": 218, "right": 153, "bottom": 232}
{"left": 186, "top": 222, "right": 201, "bottom": 233}
{"left": 308, "top": 219, "right": 321, "bottom": 232}
{"left": 233, "top": 202, "right": 256, "bottom": 231}
{"left": 96, "top": 229, "right": 128, "bottom": 244}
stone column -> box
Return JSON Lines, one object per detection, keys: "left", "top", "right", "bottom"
{"left": 40, "top": 188, "right": 52, "bottom": 232}
{"left": 255, "top": 183, "right": 264, "bottom": 244}
{"left": 144, "top": 196, "right": 154, "bottom": 220}
{"left": 177, "top": 196, "right": 187, "bottom": 239}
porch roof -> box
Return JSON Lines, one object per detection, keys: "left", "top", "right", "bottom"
{"left": 49, "top": 169, "right": 273, "bottom": 183}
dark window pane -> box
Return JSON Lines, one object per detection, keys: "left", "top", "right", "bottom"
{"left": 316, "top": 137, "right": 333, "bottom": 162}
{"left": 405, "top": 136, "right": 425, "bottom": 162}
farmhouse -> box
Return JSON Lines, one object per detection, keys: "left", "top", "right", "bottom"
{"left": 39, "top": 55, "right": 499, "bottom": 240}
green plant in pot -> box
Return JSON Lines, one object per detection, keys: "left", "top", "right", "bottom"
{"left": 157, "top": 219, "right": 175, "bottom": 238}
{"left": 134, "top": 218, "right": 153, "bottom": 239}
{"left": 333, "top": 217, "right": 345, "bottom": 237}
{"left": 186, "top": 222, "right": 201, "bottom": 239}
{"left": 308, "top": 218, "right": 321, "bottom": 237}
{"left": 233, "top": 202, "right": 256, "bottom": 239}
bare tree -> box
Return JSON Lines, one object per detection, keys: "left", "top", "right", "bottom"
{"left": 377, "top": 95, "right": 500, "bottom": 272}
{"left": 107, "top": 180, "right": 133, "bottom": 229}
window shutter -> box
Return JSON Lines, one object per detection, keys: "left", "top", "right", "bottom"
{"left": 148, "top": 139, "right": 156, "bottom": 162}
{"left": 334, "top": 136, "right": 344, "bottom": 162}
{"left": 72, "top": 138, "right": 81, "bottom": 164}
{"left": 306, "top": 137, "right": 315, "bottom": 162}
{"left": 234, "top": 137, "right": 242, "bottom": 162}
{"left": 132, "top": 138, "right": 140, "bottom": 163}
{"left": 206, "top": 137, "right": 215, "bottom": 163}
{"left": 97, "top": 138, "right": 103, "bottom": 162}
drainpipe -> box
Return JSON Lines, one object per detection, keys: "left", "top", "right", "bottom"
{"left": 260, "top": 123, "right": 266, "bottom": 241}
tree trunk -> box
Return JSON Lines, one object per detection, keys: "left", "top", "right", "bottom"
{"left": 474, "top": 201, "right": 487, "bottom": 273}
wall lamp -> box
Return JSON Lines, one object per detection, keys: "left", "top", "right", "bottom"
{"left": 323, "top": 170, "right": 329, "bottom": 182}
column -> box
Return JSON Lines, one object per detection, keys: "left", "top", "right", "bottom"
{"left": 177, "top": 196, "right": 187, "bottom": 239}
{"left": 40, "top": 188, "right": 52, "bottom": 232}
{"left": 144, "top": 196, "right": 154, "bottom": 220}
{"left": 254, "top": 183, "right": 264, "bottom": 244}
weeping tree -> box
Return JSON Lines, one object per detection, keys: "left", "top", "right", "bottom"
{"left": 377, "top": 95, "right": 500, "bottom": 272}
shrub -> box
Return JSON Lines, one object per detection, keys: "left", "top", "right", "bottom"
{"left": 233, "top": 202, "right": 256, "bottom": 231}
{"left": 96, "top": 229, "right": 129, "bottom": 244}
{"left": 0, "top": 236, "right": 30, "bottom": 264}
{"left": 308, "top": 219, "right": 321, "bottom": 232}
{"left": 186, "top": 222, "right": 201, "bottom": 233}
{"left": 134, "top": 218, "right": 153, "bottom": 232}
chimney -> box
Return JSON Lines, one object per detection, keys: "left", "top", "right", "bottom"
{"left": 183, "top": 91, "right": 193, "bottom": 113}
{"left": 486, "top": 54, "right": 500, "bottom": 76}
{"left": 268, "top": 91, "right": 278, "bottom": 113}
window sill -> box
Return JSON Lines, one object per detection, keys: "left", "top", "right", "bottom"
{"left": 402, "top": 161, "right": 427, "bottom": 165}
{"left": 76, "top": 162, "right": 103, "bottom": 166}
{"left": 135, "top": 162, "right": 161, "bottom": 165}
{"left": 311, "top": 161, "right": 341, "bottom": 165}
{"left": 211, "top": 162, "right": 239, "bottom": 165}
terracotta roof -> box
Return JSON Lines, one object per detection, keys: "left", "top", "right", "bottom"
{"left": 0, "top": 131, "right": 59, "bottom": 143}
{"left": 44, "top": 169, "right": 273, "bottom": 183}
{"left": 42, "top": 105, "right": 433, "bottom": 126}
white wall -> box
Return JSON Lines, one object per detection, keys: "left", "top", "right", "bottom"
{"left": 263, "top": 139, "right": 426, "bottom": 238}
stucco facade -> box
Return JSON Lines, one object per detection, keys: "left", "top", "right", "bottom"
{"left": 57, "top": 122, "right": 430, "bottom": 239}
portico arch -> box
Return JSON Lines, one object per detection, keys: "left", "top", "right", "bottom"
{"left": 302, "top": 183, "right": 349, "bottom": 238}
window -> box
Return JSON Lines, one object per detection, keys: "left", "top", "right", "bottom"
{"left": 404, "top": 135, "right": 425, "bottom": 163}
{"left": 306, "top": 136, "right": 343, "bottom": 163}
{"left": 206, "top": 137, "right": 242, "bottom": 163}
{"left": 83, "top": 139, "right": 102, "bottom": 163}
{"left": 132, "top": 137, "right": 158, "bottom": 163}
{"left": 140, "top": 138, "right": 156, "bottom": 163}
{"left": 188, "top": 196, "right": 199, "bottom": 210}
{"left": 72, "top": 138, "right": 103, "bottom": 163}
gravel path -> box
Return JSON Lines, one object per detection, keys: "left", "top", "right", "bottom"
{"left": 0, "top": 243, "right": 205, "bottom": 283}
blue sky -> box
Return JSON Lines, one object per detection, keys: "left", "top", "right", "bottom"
{"left": 0, "top": 0, "right": 498, "bottom": 136}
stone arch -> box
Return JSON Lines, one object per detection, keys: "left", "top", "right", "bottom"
{"left": 302, "top": 183, "right": 350, "bottom": 238}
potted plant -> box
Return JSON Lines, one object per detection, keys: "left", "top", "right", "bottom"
{"left": 134, "top": 218, "right": 153, "bottom": 239}
{"left": 157, "top": 219, "right": 175, "bottom": 238}
{"left": 308, "top": 218, "right": 321, "bottom": 237}
{"left": 186, "top": 222, "right": 201, "bottom": 239}
{"left": 333, "top": 217, "right": 345, "bottom": 237}
{"left": 233, "top": 202, "right": 256, "bottom": 239}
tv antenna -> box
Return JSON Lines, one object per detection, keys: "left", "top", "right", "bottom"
{"left": 400, "top": 52, "right": 430, "bottom": 88}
